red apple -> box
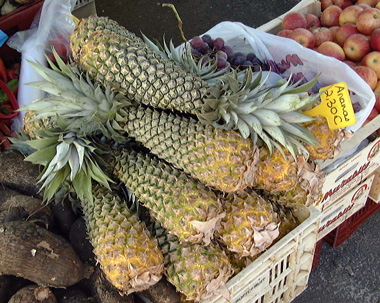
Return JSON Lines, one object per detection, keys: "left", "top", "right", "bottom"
{"left": 281, "top": 12, "right": 307, "bottom": 30}
{"left": 353, "top": 65, "right": 378, "bottom": 90}
{"left": 277, "top": 29, "right": 293, "bottom": 38}
{"left": 289, "top": 28, "right": 316, "bottom": 48}
{"left": 373, "top": 80, "right": 380, "bottom": 111}
{"left": 329, "top": 26, "right": 341, "bottom": 41}
{"left": 341, "top": 0, "right": 354, "bottom": 9}
{"left": 321, "top": 5, "right": 343, "bottom": 27}
{"left": 335, "top": 23, "right": 360, "bottom": 46}
{"left": 313, "top": 27, "right": 334, "bottom": 47}
{"left": 356, "top": 8, "right": 380, "bottom": 35}
{"left": 343, "top": 33, "right": 371, "bottom": 61}
{"left": 361, "top": 51, "right": 380, "bottom": 79}
{"left": 320, "top": 0, "right": 344, "bottom": 11}
{"left": 316, "top": 41, "right": 346, "bottom": 60}
{"left": 370, "top": 28, "right": 380, "bottom": 51}
{"left": 305, "top": 13, "right": 321, "bottom": 30}
{"left": 338, "top": 5, "right": 363, "bottom": 25}
{"left": 356, "top": 0, "right": 378, "bottom": 6}
{"left": 343, "top": 59, "right": 357, "bottom": 68}
{"left": 363, "top": 107, "right": 379, "bottom": 125}
{"left": 357, "top": 4, "right": 372, "bottom": 9}
{"left": 376, "top": 98, "right": 380, "bottom": 112}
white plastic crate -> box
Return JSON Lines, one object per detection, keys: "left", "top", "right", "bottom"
{"left": 73, "top": 0, "right": 96, "bottom": 18}
{"left": 74, "top": 0, "right": 94, "bottom": 10}
{"left": 317, "top": 174, "right": 375, "bottom": 240}
{"left": 202, "top": 207, "right": 320, "bottom": 303}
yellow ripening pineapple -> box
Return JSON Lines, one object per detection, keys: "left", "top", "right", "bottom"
{"left": 217, "top": 189, "right": 280, "bottom": 257}
{"left": 81, "top": 184, "right": 164, "bottom": 294}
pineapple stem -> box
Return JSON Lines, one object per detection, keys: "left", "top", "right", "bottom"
{"left": 162, "top": 3, "right": 187, "bottom": 42}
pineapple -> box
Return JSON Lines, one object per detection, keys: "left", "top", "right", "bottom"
{"left": 109, "top": 148, "right": 225, "bottom": 245}
{"left": 116, "top": 105, "right": 258, "bottom": 193}
{"left": 217, "top": 189, "right": 280, "bottom": 257}
{"left": 23, "top": 110, "right": 54, "bottom": 139}
{"left": 70, "top": 16, "right": 324, "bottom": 156}
{"left": 80, "top": 183, "right": 164, "bottom": 294}
{"left": 23, "top": 53, "right": 325, "bottom": 196}
{"left": 146, "top": 217, "right": 233, "bottom": 302}
{"left": 262, "top": 157, "right": 325, "bottom": 208}
{"left": 251, "top": 145, "right": 325, "bottom": 193}
{"left": 70, "top": 15, "right": 142, "bottom": 61}
{"left": 301, "top": 116, "right": 349, "bottom": 160}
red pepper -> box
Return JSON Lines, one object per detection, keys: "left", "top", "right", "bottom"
{"left": 0, "top": 79, "right": 18, "bottom": 119}
{"left": 0, "top": 79, "right": 18, "bottom": 105}
{"left": 0, "top": 58, "right": 7, "bottom": 83}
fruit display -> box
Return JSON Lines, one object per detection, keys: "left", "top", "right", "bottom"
{"left": 277, "top": 0, "right": 380, "bottom": 125}
{"left": 0, "top": 4, "right": 373, "bottom": 302}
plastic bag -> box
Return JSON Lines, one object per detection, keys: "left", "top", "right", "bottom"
{"left": 199, "top": 21, "right": 375, "bottom": 133}
{"left": 7, "top": 0, "right": 77, "bottom": 131}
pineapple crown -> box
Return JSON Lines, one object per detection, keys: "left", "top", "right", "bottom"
{"left": 199, "top": 69, "right": 322, "bottom": 158}
{"left": 17, "top": 124, "right": 113, "bottom": 203}
{"left": 22, "top": 49, "right": 130, "bottom": 143}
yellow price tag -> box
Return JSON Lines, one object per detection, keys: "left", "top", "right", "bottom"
{"left": 303, "top": 82, "right": 356, "bottom": 130}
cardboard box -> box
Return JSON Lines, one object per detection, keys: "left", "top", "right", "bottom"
{"left": 317, "top": 137, "right": 380, "bottom": 210}
{"left": 317, "top": 174, "right": 375, "bottom": 240}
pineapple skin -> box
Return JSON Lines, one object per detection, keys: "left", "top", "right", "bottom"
{"left": 70, "top": 15, "right": 141, "bottom": 61}
{"left": 117, "top": 105, "right": 258, "bottom": 193}
{"left": 218, "top": 189, "right": 280, "bottom": 257}
{"left": 23, "top": 110, "right": 55, "bottom": 139}
{"left": 251, "top": 147, "right": 299, "bottom": 192}
{"left": 301, "top": 117, "right": 347, "bottom": 160}
{"left": 75, "top": 29, "right": 207, "bottom": 115}
{"left": 81, "top": 184, "right": 164, "bottom": 294}
{"left": 111, "top": 149, "right": 225, "bottom": 245}
{"left": 148, "top": 219, "right": 233, "bottom": 302}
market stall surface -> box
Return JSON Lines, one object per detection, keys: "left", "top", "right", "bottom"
{"left": 94, "top": 1, "right": 380, "bottom": 303}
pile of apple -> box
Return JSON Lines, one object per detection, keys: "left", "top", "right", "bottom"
{"left": 278, "top": 0, "right": 380, "bottom": 123}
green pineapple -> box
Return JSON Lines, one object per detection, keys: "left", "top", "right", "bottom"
{"left": 82, "top": 184, "right": 164, "bottom": 294}
{"left": 109, "top": 148, "right": 224, "bottom": 245}
{"left": 70, "top": 16, "right": 324, "bottom": 156}
{"left": 70, "top": 15, "right": 141, "bottom": 62}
